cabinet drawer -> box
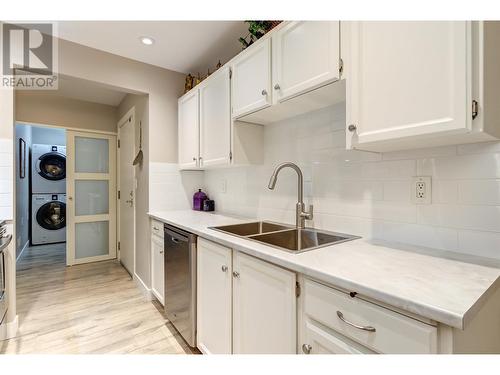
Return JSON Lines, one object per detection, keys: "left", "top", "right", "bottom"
{"left": 151, "top": 220, "right": 163, "bottom": 238}
{"left": 303, "top": 278, "right": 437, "bottom": 354}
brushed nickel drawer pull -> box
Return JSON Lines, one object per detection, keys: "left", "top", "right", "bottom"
{"left": 336, "top": 311, "right": 376, "bottom": 332}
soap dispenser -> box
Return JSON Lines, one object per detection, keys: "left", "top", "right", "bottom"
{"left": 193, "top": 189, "right": 208, "bottom": 211}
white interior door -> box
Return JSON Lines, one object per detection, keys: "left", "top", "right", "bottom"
{"left": 118, "top": 112, "right": 135, "bottom": 275}
{"left": 66, "top": 131, "right": 117, "bottom": 265}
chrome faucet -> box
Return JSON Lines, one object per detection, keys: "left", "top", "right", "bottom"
{"left": 268, "top": 162, "right": 313, "bottom": 229}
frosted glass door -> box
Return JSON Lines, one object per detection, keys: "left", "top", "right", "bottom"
{"left": 66, "top": 131, "right": 117, "bottom": 265}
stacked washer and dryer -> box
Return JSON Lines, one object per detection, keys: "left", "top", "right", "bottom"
{"left": 31, "top": 144, "right": 67, "bottom": 245}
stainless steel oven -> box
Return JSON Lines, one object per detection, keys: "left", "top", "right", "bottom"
{"left": 0, "top": 234, "right": 10, "bottom": 325}
{"left": 164, "top": 224, "right": 197, "bottom": 347}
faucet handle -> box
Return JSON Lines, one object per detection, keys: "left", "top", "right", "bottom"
{"left": 307, "top": 204, "right": 314, "bottom": 220}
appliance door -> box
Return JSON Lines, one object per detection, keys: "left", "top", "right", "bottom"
{"left": 0, "top": 243, "right": 7, "bottom": 325}
{"left": 37, "top": 152, "right": 66, "bottom": 181}
{"left": 164, "top": 224, "right": 197, "bottom": 347}
{"left": 36, "top": 200, "right": 66, "bottom": 230}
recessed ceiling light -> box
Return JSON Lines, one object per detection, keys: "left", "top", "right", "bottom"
{"left": 140, "top": 36, "right": 154, "bottom": 46}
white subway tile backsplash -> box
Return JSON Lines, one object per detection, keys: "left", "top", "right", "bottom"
{"left": 201, "top": 105, "right": 500, "bottom": 261}
{"left": 457, "top": 141, "right": 500, "bottom": 155}
{"left": 458, "top": 180, "right": 500, "bottom": 205}
{"left": 458, "top": 230, "right": 500, "bottom": 259}
{"left": 149, "top": 162, "right": 204, "bottom": 212}
{"left": 432, "top": 180, "right": 459, "bottom": 204}
{"left": 417, "top": 153, "right": 500, "bottom": 179}
{"left": 417, "top": 204, "right": 500, "bottom": 232}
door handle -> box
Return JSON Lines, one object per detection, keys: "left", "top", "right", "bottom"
{"left": 125, "top": 198, "right": 133, "bottom": 207}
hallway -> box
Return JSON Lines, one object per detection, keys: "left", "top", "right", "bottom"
{"left": 0, "top": 244, "right": 196, "bottom": 354}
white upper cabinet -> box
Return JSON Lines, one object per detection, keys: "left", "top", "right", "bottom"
{"left": 272, "top": 21, "right": 341, "bottom": 103}
{"left": 178, "top": 90, "right": 199, "bottom": 169}
{"left": 199, "top": 66, "right": 232, "bottom": 167}
{"left": 232, "top": 251, "right": 297, "bottom": 354}
{"left": 197, "top": 238, "right": 232, "bottom": 354}
{"left": 231, "top": 38, "right": 272, "bottom": 118}
{"left": 345, "top": 21, "right": 472, "bottom": 152}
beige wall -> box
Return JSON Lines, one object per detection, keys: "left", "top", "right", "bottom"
{"left": 15, "top": 92, "right": 118, "bottom": 133}
{"left": 54, "top": 39, "right": 184, "bottom": 287}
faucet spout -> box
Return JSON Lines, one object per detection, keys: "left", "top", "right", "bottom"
{"left": 267, "top": 162, "right": 313, "bottom": 228}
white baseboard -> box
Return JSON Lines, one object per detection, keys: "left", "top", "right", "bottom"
{"left": 0, "top": 315, "right": 18, "bottom": 341}
{"left": 133, "top": 272, "right": 152, "bottom": 301}
{"left": 16, "top": 240, "right": 29, "bottom": 262}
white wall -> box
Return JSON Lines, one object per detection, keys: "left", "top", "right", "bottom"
{"left": 14, "top": 124, "right": 32, "bottom": 258}
{"left": 204, "top": 103, "right": 500, "bottom": 261}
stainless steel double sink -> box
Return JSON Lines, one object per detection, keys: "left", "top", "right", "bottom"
{"left": 210, "top": 221, "right": 360, "bottom": 253}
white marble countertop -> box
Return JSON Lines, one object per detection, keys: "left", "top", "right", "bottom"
{"left": 149, "top": 210, "right": 500, "bottom": 330}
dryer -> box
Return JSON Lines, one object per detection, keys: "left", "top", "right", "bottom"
{"left": 31, "top": 194, "right": 66, "bottom": 245}
{"left": 31, "top": 144, "right": 66, "bottom": 194}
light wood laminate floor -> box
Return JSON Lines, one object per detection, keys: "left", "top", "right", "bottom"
{"left": 0, "top": 243, "right": 198, "bottom": 354}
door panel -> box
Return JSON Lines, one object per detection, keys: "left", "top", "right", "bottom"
{"left": 346, "top": 21, "right": 471, "bottom": 150}
{"left": 233, "top": 251, "right": 296, "bottom": 354}
{"left": 197, "top": 238, "right": 232, "bottom": 354}
{"left": 151, "top": 236, "right": 164, "bottom": 304}
{"left": 118, "top": 114, "right": 135, "bottom": 275}
{"left": 273, "top": 21, "right": 340, "bottom": 103}
{"left": 232, "top": 38, "right": 272, "bottom": 117}
{"left": 178, "top": 91, "right": 200, "bottom": 169}
{"left": 67, "top": 131, "right": 117, "bottom": 265}
{"left": 199, "top": 67, "right": 231, "bottom": 167}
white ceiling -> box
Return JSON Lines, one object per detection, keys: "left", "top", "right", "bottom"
{"left": 58, "top": 21, "right": 249, "bottom": 74}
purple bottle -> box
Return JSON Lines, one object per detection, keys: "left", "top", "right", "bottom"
{"left": 193, "top": 189, "right": 208, "bottom": 211}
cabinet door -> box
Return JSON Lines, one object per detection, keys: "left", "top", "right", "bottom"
{"left": 199, "top": 67, "right": 231, "bottom": 167}
{"left": 346, "top": 21, "right": 471, "bottom": 151}
{"left": 272, "top": 21, "right": 340, "bottom": 103}
{"left": 301, "top": 319, "right": 374, "bottom": 354}
{"left": 151, "top": 236, "right": 164, "bottom": 305}
{"left": 231, "top": 38, "right": 272, "bottom": 118}
{"left": 178, "top": 90, "right": 199, "bottom": 169}
{"left": 197, "top": 238, "right": 232, "bottom": 354}
{"left": 233, "top": 251, "right": 296, "bottom": 354}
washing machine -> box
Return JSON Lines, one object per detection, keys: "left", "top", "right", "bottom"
{"left": 31, "top": 194, "right": 66, "bottom": 245}
{"left": 31, "top": 144, "right": 66, "bottom": 194}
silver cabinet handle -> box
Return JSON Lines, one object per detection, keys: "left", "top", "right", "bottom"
{"left": 153, "top": 226, "right": 159, "bottom": 231}
{"left": 160, "top": 250, "right": 164, "bottom": 254}
{"left": 221, "top": 265, "right": 228, "bottom": 272}
{"left": 261, "top": 89, "right": 268, "bottom": 96}
{"left": 348, "top": 124, "right": 357, "bottom": 132}
{"left": 302, "top": 344, "right": 312, "bottom": 354}
{"left": 336, "top": 311, "right": 376, "bottom": 332}
{"left": 171, "top": 237, "right": 180, "bottom": 244}
{"left": 274, "top": 84, "right": 280, "bottom": 90}
{"left": 192, "top": 157, "right": 197, "bottom": 161}
{"left": 232, "top": 271, "right": 240, "bottom": 278}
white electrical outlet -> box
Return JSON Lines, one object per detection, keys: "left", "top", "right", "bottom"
{"left": 412, "top": 176, "right": 432, "bottom": 204}
{"left": 220, "top": 179, "right": 227, "bottom": 193}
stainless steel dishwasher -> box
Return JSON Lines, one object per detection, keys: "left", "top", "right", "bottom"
{"left": 164, "top": 224, "right": 197, "bottom": 347}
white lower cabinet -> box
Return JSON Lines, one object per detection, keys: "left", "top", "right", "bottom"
{"left": 197, "top": 238, "right": 232, "bottom": 354}
{"left": 196, "top": 238, "right": 297, "bottom": 354}
{"left": 299, "top": 278, "right": 438, "bottom": 354}
{"left": 151, "top": 221, "right": 164, "bottom": 305}
{"left": 232, "top": 251, "right": 296, "bottom": 354}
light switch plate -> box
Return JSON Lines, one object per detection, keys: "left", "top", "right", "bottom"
{"left": 412, "top": 176, "right": 431, "bottom": 204}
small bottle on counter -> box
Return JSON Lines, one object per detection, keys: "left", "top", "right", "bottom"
{"left": 193, "top": 189, "right": 208, "bottom": 211}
